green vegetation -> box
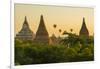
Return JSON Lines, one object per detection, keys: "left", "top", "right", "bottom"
{"left": 15, "top": 34, "right": 94, "bottom": 65}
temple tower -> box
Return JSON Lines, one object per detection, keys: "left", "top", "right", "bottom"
{"left": 79, "top": 17, "right": 89, "bottom": 37}
{"left": 50, "top": 34, "right": 57, "bottom": 45}
{"left": 16, "top": 16, "right": 35, "bottom": 40}
{"left": 34, "top": 15, "right": 49, "bottom": 44}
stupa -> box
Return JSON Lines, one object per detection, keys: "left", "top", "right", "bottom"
{"left": 16, "top": 16, "right": 35, "bottom": 40}
{"left": 34, "top": 15, "right": 49, "bottom": 44}
{"left": 79, "top": 17, "right": 89, "bottom": 37}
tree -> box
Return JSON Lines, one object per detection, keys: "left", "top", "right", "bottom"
{"left": 61, "top": 32, "right": 80, "bottom": 47}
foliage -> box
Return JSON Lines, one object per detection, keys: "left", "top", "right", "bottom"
{"left": 61, "top": 33, "right": 80, "bottom": 47}
{"left": 15, "top": 39, "right": 94, "bottom": 65}
{"left": 61, "top": 32, "right": 94, "bottom": 48}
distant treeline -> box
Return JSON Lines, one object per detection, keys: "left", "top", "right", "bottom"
{"left": 15, "top": 38, "right": 94, "bottom": 65}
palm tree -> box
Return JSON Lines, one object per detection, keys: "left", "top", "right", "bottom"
{"left": 61, "top": 31, "right": 80, "bottom": 48}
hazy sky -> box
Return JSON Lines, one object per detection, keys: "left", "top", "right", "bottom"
{"left": 15, "top": 4, "right": 94, "bottom": 37}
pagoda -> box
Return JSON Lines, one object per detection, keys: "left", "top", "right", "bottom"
{"left": 79, "top": 17, "right": 89, "bottom": 37}
{"left": 16, "top": 16, "right": 35, "bottom": 40}
{"left": 34, "top": 15, "right": 49, "bottom": 44}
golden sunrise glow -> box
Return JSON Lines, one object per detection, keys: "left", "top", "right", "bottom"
{"left": 14, "top": 4, "right": 94, "bottom": 37}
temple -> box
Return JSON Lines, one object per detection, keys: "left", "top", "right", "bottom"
{"left": 15, "top": 16, "right": 35, "bottom": 40}
{"left": 50, "top": 34, "right": 57, "bottom": 45}
{"left": 79, "top": 17, "right": 89, "bottom": 37}
{"left": 34, "top": 15, "right": 49, "bottom": 44}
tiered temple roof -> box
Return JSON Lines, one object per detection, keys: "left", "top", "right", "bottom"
{"left": 16, "top": 16, "right": 35, "bottom": 40}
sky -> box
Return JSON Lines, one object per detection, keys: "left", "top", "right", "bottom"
{"left": 14, "top": 4, "right": 94, "bottom": 37}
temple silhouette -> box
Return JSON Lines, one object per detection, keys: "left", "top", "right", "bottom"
{"left": 15, "top": 15, "right": 89, "bottom": 44}
{"left": 79, "top": 17, "right": 89, "bottom": 37}
{"left": 34, "top": 15, "right": 49, "bottom": 44}
{"left": 49, "top": 34, "right": 58, "bottom": 45}
{"left": 15, "top": 16, "right": 35, "bottom": 40}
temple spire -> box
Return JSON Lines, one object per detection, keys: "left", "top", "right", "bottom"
{"left": 25, "top": 16, "right": 27, "bottom": 21}
{"left": 41, "top": 15, "right": 43, "bottom": 18}
{"left": 34, "top": 15, "right": 49, "bottom": 44}
{"left": 24, "top": 16, "right": 28, "bottom": 25}
{"left": 79, "top": 17, "right": 89, "bottom": 37}
{"left": 83, "top": 17, "right": 86, "bottom": 27}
